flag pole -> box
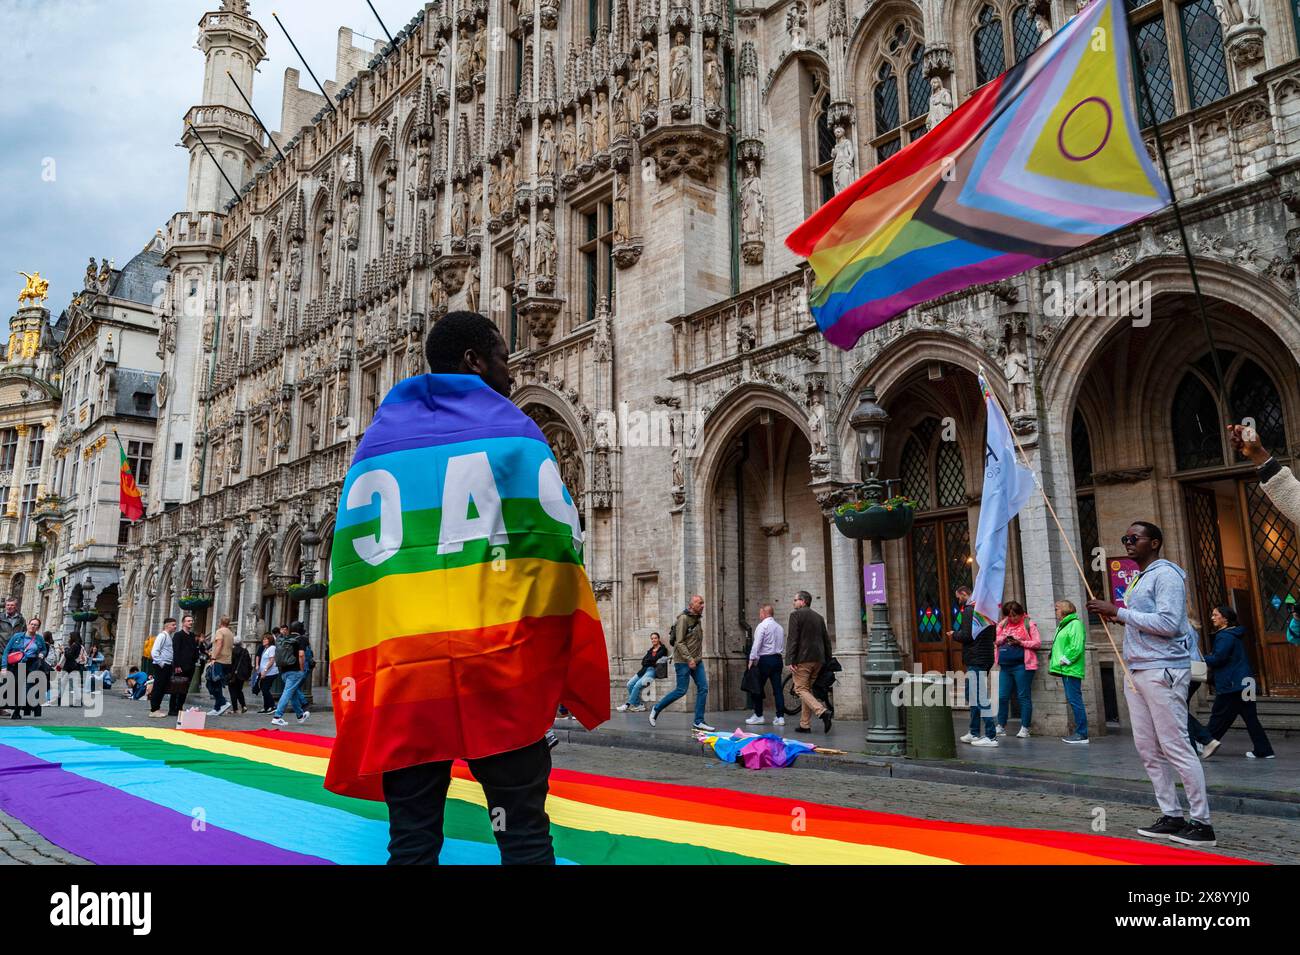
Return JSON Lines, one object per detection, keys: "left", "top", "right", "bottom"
{"left": 1127, "top": 23, "right": 1232, "bottom": 420}
{"left": 978, "top": 367, "right": 1133, "bottom": 687}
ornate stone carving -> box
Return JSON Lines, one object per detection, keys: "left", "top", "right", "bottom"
{"left": 669, "top": 31, "right": 691, "bottom": 119}
{"left": 640, "top": 124, "right": 727, "bottom": 183}
{"left": 517, "top": 295, "right": 564, "bottom": 345}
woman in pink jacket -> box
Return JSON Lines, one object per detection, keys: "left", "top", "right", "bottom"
{"left": 995, "top": 601, "right": 1042, "bottom": 738}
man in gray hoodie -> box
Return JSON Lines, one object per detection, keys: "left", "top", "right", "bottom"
{"left": 1088, "top": 521, "right": 1215, "bottom": 848}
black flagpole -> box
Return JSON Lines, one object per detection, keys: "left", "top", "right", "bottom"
{"left": 186, "top": 122, "right": 243, "bottom": 204}
{"left": 366, "top": 0, "right": 396, "bottom": 46}
{"left": 272, "top": 11, "right": 338, "bottom": 113}
{"left": 226, "top": 70, "right": 287, "bottom": 161}
{"left": 1127, "top": 24, "right": 1233, "bottom": 421}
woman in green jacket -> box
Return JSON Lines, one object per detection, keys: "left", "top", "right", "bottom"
{"left": 1048, "top": 600, "right": 1088, "bottom": 744}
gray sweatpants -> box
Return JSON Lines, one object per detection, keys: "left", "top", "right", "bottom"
{"left": 1125, "top": 667, "right": 1210, "bottom": 823}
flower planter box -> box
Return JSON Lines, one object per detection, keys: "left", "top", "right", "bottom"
{"left": 288, "top": 582, "right": 329, "bottom": 602}
{"left": 833, "top": 503, "right": 916, "bottom": 541}
{"left": 178, "top": 597, "right": 213, "bottom": 610}
{"left": 71, "top": 611, "right": 100, "bottom": 623}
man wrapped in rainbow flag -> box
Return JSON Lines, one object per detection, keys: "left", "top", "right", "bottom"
{"left": 326, "top": 311, "right": 609, "bottom": 864}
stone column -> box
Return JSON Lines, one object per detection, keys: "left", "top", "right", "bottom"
{"left": 827, "top": 517, "right": 865, "bottom": 719}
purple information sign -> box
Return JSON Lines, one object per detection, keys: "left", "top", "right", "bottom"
{"left": 864, "top": 563, "right": 887, "bottom": 604}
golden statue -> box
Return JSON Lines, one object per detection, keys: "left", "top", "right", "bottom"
{"left": 17, "top": 272, "right": 49, "bottom": 306}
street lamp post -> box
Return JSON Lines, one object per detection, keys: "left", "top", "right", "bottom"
{"left": 848, "top": 387, "right": 907, "bottom": 756}
{"left": 80, "top": 571, "right": 94, "bottom": 648}
{"left": 299, "top": 529, "right": 321, "bottom": 704}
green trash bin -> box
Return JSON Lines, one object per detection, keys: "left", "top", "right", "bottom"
{"left": 902, "top": 675, "right": 957, "bottom": 759}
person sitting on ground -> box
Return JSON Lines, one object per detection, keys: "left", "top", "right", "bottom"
{"left": 124, "top": 670, "right": 151, "bottom": 701}
{"left": 995, "top": 600, "right": 1041, "bottom": 738}
{"left": 1200, "top": 605, "right": 1275, "bottom": 760}
{"left": 618, "top": 632, "right": 668, "bottom": 712}
{"left": 1048, "top": 600, "right": 1088, "bottom": 744}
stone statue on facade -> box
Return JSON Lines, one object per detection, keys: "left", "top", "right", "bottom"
{"left": 559, "top": 113, "right": 577, "bottom": 172}
{"left": 417, "top": 140, "right": 432, "bottom": 191}
{"left": 84, "top": 257, "right": 97, "bottom": 293}
{"left": 538, "top": 118, "right": 556, "bottom": 175}
{"left": 98, "top": 258, "right": 112, "bottom": 293}
{"left": 703, "top": 35, "right": 723, "bottom": 111}
{"left": 578, "top": 102, "right": 593, "bottom": 163}
{"left": 593, "top": 91, "right": 610, "bottom": 154}
{"left": 464, "top": 260, "right": 480, "bottom": 312}
{"left": 267, "top": 260, "right": 281, "bottom": 309}
{"left": 344, "top": 195, "right": 360, "bottom": 246}
{"left": 512, "top": 224, "right": 530, "bottom": 280}
{"left": 669, "top": 32, "right": 690, "bottom": 113}
{"left": 450, "top": 182, "right": 467, "bottom": 237}
{"left": 535, "top": 209, "right": 557, "bottom": 280}
{"left": 436, "top": 38, "right": 452, "bottom": 89}
{"left": 641, "top": 41, "right": 659, "bottom": 107}
{"left": 614, "top": 174, "right": 631, "bottom": 241}
{"left": 928, "top": 77, "right": 953, "bottom": 126}
{"left": 612, "top": 73, "right": 632, "bottom": 140}
{"left": 287, "top": 244, "right": 302, "bottom": 291}
{"left": 487, "top": 170, "right": 502, "bottom": 219}
{"left": 740, "top": 160, "right": 764, "bottom": 240}
{"left": 1004, "top": 338, "right": 1031, "bottom": 413}
{"left": 429, "top": 274, "right": 447, "bottom": 312}
{"left": 457, "top": 33, "right": 474, "bottom": 86}
{"left": 318, "top": 221, "right": 333, "bottom": 277}
{"left": 831, "top": 125, "right": 855, "bottom": 193}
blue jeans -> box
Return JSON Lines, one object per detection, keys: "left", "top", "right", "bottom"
{"left": 275, "top": 669, "right": 307, "bottom": 718}
{"left": 966, "top": 667, "right": 996, "bottom": 739}
{"left": 206, "top": 662, "right": 227, "bottom": 709}
{"left": 996, "top": 664, "right": 1035, "bottom": 728}
{"left": 626, "top": 668, "right": 655, "bottom": 706}
{"left": 1061, "top": 675, "right": 1087, "bottom": 738}
{"left": 751, "top": 654, "right": 785, "bottom": 717}
{"left": 653, "top": 662, "right": 708, "bottom": 724}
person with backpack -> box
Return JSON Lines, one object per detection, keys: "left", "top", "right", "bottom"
{"left": 1200, "top": 605, "right": 1275, "bottom": 760}
{"left": 1048, "top": 600, "right": 1088, "bottom": 744}
{"left": 254, "top": 633, "right": 279, "bottom": 713}
{"left": 271, "top": 626, "right": 309, "bottom": 726}
{"left": 228, "top": 640, "right": 253, "bottom": 714}
{"left": 205, "top": 615, "right": 235, "bottom": 717}
{"left": 994, "top": 600, "right": 1041, "bottom": 738}
{"left": 951, "top": 585, "right": 997, "bottom": 746}
{"left": 291, "top": 621, "right": 315, "bottom": 707}
{"left": 649, "top": 594, "right": 713, "bottom": 731}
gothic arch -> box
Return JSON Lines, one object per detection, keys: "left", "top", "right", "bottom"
{"left": 761, "top": 49, "right": 831, "bottom": 104}
{"left": 691, "top": 384, "right": 815, "bottom": 506}
{"left": 520, "top": 396, "right": 588, "bottom": 506}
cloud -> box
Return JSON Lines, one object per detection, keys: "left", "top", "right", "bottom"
{"left": 0, "top": 0, "right": 413, "bottom": 333}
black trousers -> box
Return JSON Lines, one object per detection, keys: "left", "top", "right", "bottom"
{"left": 751, "top": 654, "right": 786, "bottom": 717}
{"left": 1207, "top": 689, "right": 1274, "bottom": 757}
{"left": 5, "top": 668, "right": 41, "bottom": 717}
{"left": 1186, "top": 680, "right": 1212, "bottom": 746}
{"left": 229, "top": 679, "right": 246, "bottom": 710}
{"left": 258, "top": 677, "right": 277, "bottom": 710}
{"left": 148, "top": 662, "right": 170, "bottom": 712}
{"left": 382, "top": 738, "right": 554, "bottom": 865}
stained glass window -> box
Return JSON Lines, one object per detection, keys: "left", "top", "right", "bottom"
{"left": 945, "top": 519, "right": 973, "bottom": 592}
{"left": 1245, "top": 481, "right": 1300, "bottom": 634}
{"left": 1072, "top": 410, "right": 1094, "bottom": 487}
{"left": 1012, "top": 3, "right": 1040, "bottom": 64}
{"left": 875, "top": 61, "right": 900, "bottom": 133}
{"left": 975, "top": 5, "right": 1006, "bottom": 86}
{"left": 1180, "top": 0, "right": 1230, "bottom": 109}
{"left": 1229, "top": 360, "right": 1286, "bottom": 454}
{"left": 911, "top": 523, "right": 943, "bottom": 641}
{"left": 907, "top": 44, "right": 929, "bottom": 120}
{"left": 1172, "top": 372, "right": 1224, "bottom": 471}
{"left": 1134, "top": 16, "right": 1175, "bottom": 125}
{"left": 936, "top": 439, "right": 966, "bottom": 507}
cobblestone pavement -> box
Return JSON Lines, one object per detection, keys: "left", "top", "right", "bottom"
{"left": 4, "top": 691, "right": 1295, "bottom": 864}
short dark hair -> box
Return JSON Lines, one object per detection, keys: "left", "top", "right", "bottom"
{"left": 289, "top": 620, "right": 305, "bottom": 635}
{"left": 162, "top": 617, "right": 177, "bottom": 625}
{"left": 797, "top": 590, "right": 813, "bottom": 605}
{"left": 1214, "top": 604, "right": 1238, "bottom": 626}
{"left": 650, "top": 631, "right": 660, "bottom": 638}
{"left": 424, "top": 310, "right": 501, "bottom": 374}
{"left": 1002, "top": 600, "right": 1026, "bottom": 617}
{"left": 1132, "top": 521, "right": 1163, "bottom": 549}
{"left": 955, "top": 585, "right": 972, "bottom": 596}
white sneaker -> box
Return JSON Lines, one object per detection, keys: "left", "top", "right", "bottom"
{"left": 1245, "top": 751, "right": 1275, "bottom": 759}
{"left": 995, "top": 725, "right": 1007, "bottom": 737}
{"left": 297, "top": 711, "right": 310, "bottom": 724}
{"left": 616, "top": 703, "right": 629, "bottom": 712}
{"left": 629, "top": 704, "right": 646, "bottom": 712}
{"left": 972, "top": 737, "right": 999, "bottom": 747}
{"left": 1016, "top": 726, "right": 1030, "bottom": 739}
{"left": 148, "top": 710, "right": 166, "bottom": 719}
{"left": 773, "top": 717, "right": 785, "bottom": 726}
{"left": 271, "top": 717, "right": 288, "bottom": 726}
{"left": 745, "top": 714, "right": 766, "bottom": 725}
{"left": 693, "top": 721, "right": 716, "bottom": 732}
{"left": 959, "top": 732, "right": 976, "bottom": 743}
{"left": 648, "top": 710, "right": 658, "bottom": 727}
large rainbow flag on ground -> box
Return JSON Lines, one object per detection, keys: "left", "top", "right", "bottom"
{"left": 787, "top": 0, "right": 1169, "bottom": 349}
{"left": 0, "top": 727, "right": 1255, "bottom": 864}
{"left": 326, "top": 373, "right": 609, "bottom": 800}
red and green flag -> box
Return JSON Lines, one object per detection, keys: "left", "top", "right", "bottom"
{"left": 115, "top": 433, "right": 144, "bottom": 521}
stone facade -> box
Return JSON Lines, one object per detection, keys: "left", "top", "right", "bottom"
{"left": 111, "top": 0, "right": 1300, "bottom": 734}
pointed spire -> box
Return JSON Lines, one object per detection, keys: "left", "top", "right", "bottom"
{"left": 740, "top": 40, "right": 758, "bottom": 76}
{"left": 564, "top": 44, "right": 578, "bottom": 100}
{"left": 594, "top": 25, "right": 610, "bottom": 79}
{"left": 541, "top": 41, "right": 558, "bottom": 101}
{"left": 287, "top": 187, "right": 306, "bottom": 242}
{"left": 412, "top": 76, "right": 435, "bottom": 142}
{"left": 829, "top": 0, "right": 847, "bottom": 37}
{"left": 455, "top": 111, "right": 471, "bottom": 174}
{"left": 521, "top": 36, "right": 535, "bottom": 99}
{"left": 240, "top": 237, "right": 259, "bottom": 279}
{"left": 474, "top": 101, "right": 486, "bottom": 160}
{"left": 615, "top": 0, "right": 632, "bottom": 55}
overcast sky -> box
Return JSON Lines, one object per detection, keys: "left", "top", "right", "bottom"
{"left": 0, "top": 0, "right": 416, "bottom": 333}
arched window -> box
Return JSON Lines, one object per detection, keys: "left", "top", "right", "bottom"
{"left": 974, "top": 5, "right": 1006, "bottom": 85}
{"left": 1011, "top": 3, "right": 1040, "bottom": 63}
{"left": 1129, "top": 0, "right": 1230, "bottom": 124}
{"left": 1071, "top": 410, "right": 1105, "bottom": 617}
{"left": 1071, "top": 409, "right": 1094, "bottom": 487}
{"left": 868, "top": 22, "right": 928, "bottom": 164}
{"left": 936, "top": 439, "right": 966, "bottom": 507}
{"left": 1229, "top": 359, "right": 1286, "bottom": 453}
{"left": 1171, "top": 371, "right": 1224, "bottom": 471}
{"left": 812, "top": 85, "right": 836, "bottom": 205}
{"left": 900, "top": 435, "right": 931, "bottom": 509}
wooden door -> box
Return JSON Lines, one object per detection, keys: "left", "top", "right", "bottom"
{"left": 1183, "top": 485, "right": 1227, "bottom": 642}
{"left": 907, "top": 516, "right": 972, "bottom": 674}
{"left": 1241, "top": 480, "right": 1300, "bottom": 696}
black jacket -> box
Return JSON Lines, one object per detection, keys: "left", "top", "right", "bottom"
{"left": 787, "top": 607, "right": 832, "bottom": 664}
{"left": 953, "top": 602, "right": 996, "bottom": 669}
{"left": 639, "top": 644, "right": 668, "bottom": 672}
{"left": 172, "top": 629, "right": 198, "bottom": 673}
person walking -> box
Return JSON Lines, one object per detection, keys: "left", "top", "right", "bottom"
{"left": 951, "top": 585, "right": 998, "bottom": 746}
{"left": 166, "top": 615, "right": 199, "bottom": 720}
{"left": 1200, "top": 606, "right": 1275, "bottom": 760}
{"left": 1088, "top": 521, "right": 1215, "bottom": 847}
{"left": 271, "top": 625, "right": 309, "bottom": 726}
{"left": 290, "top": 621, "right": 315, "bottom": 707}
{"left": 650, "top": 595, "right": 712, "bottom": 730}
{"left": 206, "top": 615, "right": 235, "bottom": 716}
{"left": 147, "top": 618, "right": 177, "bottom": 717}
{"left": 994, "top": 601, "right": 1040, "bottom": 738}
{"left": 617, "top": 632, "right": 668, "bottom": 712}
{"left": 1048, "top": 600, "right": 1088, "bottom": 744}
{"left": 229, "top": 640, "right": 252, "bottom": 714}
{"left": 745, "top": 604, "right": 786, "bottom": 726}
{"left": 3, "top": 616, "right": 45, "bottom": 719}
{"left": 254, "top": 633, "right": 279, "bottom": 713}
{"left": 786, "top": 590, "right": 833, "bottom": 734}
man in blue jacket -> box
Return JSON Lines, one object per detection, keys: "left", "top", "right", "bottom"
{"left": 1088, "top": 521, "right": 1215, "bottom": 848}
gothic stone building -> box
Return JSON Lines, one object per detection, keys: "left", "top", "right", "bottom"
{"left": 116, "top": 0, "right": 1300, "bottom": 732}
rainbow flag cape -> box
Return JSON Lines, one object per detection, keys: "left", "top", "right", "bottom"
{"left": 787, "top": 0, "right": 1169, "bottom": 349}
{"left": 696, "top": 729, "right": 819, "bottom": 769}
{"left": 0, "top": 727, "right": 1254, "bottom": 865}
{"left": 327, "top": 374, "right": 609, "bottom": 800}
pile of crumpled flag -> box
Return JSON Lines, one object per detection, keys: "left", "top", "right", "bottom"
{"left": 695, "top": 729, "right": 819, "bottom": 770}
